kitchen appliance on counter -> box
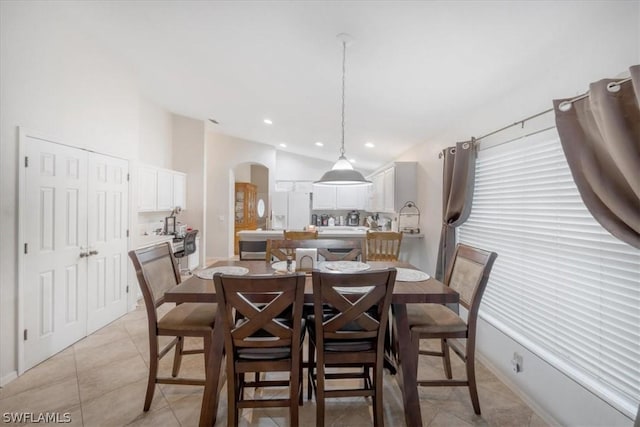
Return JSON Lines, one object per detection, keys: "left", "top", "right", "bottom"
{"left": 320, "top": 214, "right": 329, "bottom": 226}
{"left": 347, "top": 210, "right": 360, "bottom": 226}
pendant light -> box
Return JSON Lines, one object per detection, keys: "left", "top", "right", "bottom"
{"left": 315, "top": 33, "right": 371, "bottom": 186}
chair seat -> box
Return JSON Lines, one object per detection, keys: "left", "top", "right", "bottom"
{"left": 308, "top": 315, "right": 375, "bottom": 352}
{"left": 158, "top": 303, "right": 216, "bottom": 332}
{"left": 236, "top": 318, "right": 306, "bottom": 359}
{"left": 407, "top": 303, "right": 467, "bottom": 334}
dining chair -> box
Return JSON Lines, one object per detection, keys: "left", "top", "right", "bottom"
{"left": 128, "top": 242, "right": 217, "bottom": 411}
{"left": 267, "top": 239, "right": 365, "bottom": 263}
{"left": 174, "top": 229, "right": 198, "bottom": 274}
{"left": 406, "top": 243, "right": 497, "bottom": 415}
{"left": 265, "top": 230, "right": 319, "bottom": 262}
{"left": 307, "top": 268, "right": 397, "bottom": 427}
{"left": 213, "top": 272, "right": 306, "bottom": 427}
{"left": 365, "top": 231, "right": 403, "bottom": 261}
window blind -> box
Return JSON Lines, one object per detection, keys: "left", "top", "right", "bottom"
{"left": 457, "top": 129, "right": 640, "bottom": 417}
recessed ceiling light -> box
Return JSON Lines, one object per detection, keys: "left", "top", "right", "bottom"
{"left": 365, "top": 142, "right": 375, "bottom": 148}
{"left": 315, "top": 141, "right": 324, "bottom": 147}
{"left": 279, "top": 143, "right": 287, "bottom": 148}
{"left": 349, "top": 159, "right": 356, "bottom": 163}
{"left": 264, "top": 119, "right": 273, "bottom": 125}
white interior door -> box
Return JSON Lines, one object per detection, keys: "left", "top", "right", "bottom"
{"left": 23, "top": 137, "right": 89, "bottom": 369}
{"left": 21, "top": 134, "right": 130, "bottom": 371}
{"left": 86, "top": 153, "right": 129, "bottom": 333}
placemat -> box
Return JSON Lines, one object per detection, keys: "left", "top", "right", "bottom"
{"left": 195, "top": 266, "right": 249, "bottom": 279}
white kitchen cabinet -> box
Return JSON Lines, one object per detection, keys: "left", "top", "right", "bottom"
{"left": 367, "top": 162, "right": 416, "bottom": 213}
{"left": 156, "top": 169, "right": 173, "bottom": 211}
{"left": 312, "top": 185, "right": 337, "bottom": 209}
{"left": 137, "top": 165, "right": 187, "bottom": 212}
{"left": 173, "top": 172, "right": 186, "bottom": 209}
{"left": 335, "top": 185, "right": 369, "bottom": 210}
{"left": 138, "top": 167, "right": 158, "bottom": 212}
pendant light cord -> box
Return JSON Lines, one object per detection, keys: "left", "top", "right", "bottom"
{"left": 340, "top": 40, "right": 346, "bottom": 157}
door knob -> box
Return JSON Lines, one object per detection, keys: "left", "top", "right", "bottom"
{"left": 89, "top": 250, "right": 99, "bottom": 256}
{"left": 79, "top": 251, "right": 89, "bottom": 258}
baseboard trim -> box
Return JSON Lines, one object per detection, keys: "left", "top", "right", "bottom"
{"left": 0, "top": 370, "right": 18, "bottom": 387}
{"left": 475, "top": 350, "right": 561, "bottom": 427}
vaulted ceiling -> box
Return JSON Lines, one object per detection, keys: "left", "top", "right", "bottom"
{"left": 51, "top": 1, "right": 638, "bottom": 170}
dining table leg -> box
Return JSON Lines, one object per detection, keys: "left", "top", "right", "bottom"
{"left": 199, "top": 318, "right": 226, "bottom": 427}
{"left": 392, "top": 303, "right": 422, "bottom": 427}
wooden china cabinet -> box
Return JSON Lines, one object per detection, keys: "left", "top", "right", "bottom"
{"left": 234, "top": 182, "right": 257, "bottom": 255}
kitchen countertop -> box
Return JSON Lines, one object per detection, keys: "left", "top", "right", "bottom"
{"left": 238, "top": 227, "right": 424, "bottom": 240}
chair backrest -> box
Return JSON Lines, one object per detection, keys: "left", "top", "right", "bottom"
{"left": 366, "top": 231, "right": 403, "bottom": 261}
{"left": 284, "top": 230, "right": 318, "bottom": 240}
{"left": 267, "top": 239, "right": 365, "bottom": 262}
{"left": 311, "top": 268, "right": 396, "bottom": 349}
{"left": 182, "top": 229, "right": 199, "bottom": 256}
{"left": 239, "top": 240, "right": 268, "bottom": 260}
{"left": 129, "top": 242, "right": 181, "bottom": 325}
{"left": 213, "top": 273, "right": 306, "bottom": 355}
{"left": 444, "top": 244, "right": 498, "bottom": 315}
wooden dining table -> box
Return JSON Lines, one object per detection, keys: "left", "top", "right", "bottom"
{"left": 164, "top": 260, "right": 459, "bottom": 427}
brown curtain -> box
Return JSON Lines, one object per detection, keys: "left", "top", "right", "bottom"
{"left": 554, "top": 65, "right": 640, "bottom": 249}
{"left": 435, "top": 140, "right": 477, "bottom": 281}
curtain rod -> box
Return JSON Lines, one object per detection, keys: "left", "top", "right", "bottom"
{"left": 474, "top": 76, "right": 632, "bottom": 143}
{"left": 438, "top": 75, "right": 633, "bottom": 159}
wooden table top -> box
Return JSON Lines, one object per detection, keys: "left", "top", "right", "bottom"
{"left": 165, "top": 260, "right": 458, "bottom": 305}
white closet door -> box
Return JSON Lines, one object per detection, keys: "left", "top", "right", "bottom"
{"left": 23, "top": 137, "right": 89, "bottom": 369}
{"left": 86, "top": 153, "right": 129, "bottom": 333}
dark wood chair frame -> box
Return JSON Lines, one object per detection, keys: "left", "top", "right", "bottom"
{"left": 307, "top": 268, "right": 397, "bottom": 427}
{"left": 267, "top": 239, "right": 366, "bottom": 263}
{"left": 213, "top": 272, "right": 306, "bottom": 427}
{"left": 411, "top": 244, "right": 498, "bottom": 415}
{"left": 129, "top": 243, "right": 215, "bottom": 412}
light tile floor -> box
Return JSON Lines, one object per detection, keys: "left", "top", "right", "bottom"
{"left": 0, "top": 303, "right": 547, "bottom": 426}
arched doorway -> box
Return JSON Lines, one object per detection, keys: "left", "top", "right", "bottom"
{"left": 231, "top": 162, "right": 269, "bottom": 255}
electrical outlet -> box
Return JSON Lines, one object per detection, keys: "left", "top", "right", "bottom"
{"left": 511, "top": 352, "right": 523, "bottom": 373}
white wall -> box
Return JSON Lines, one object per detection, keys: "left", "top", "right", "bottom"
{"left": 139, "top": 97, "right": 173, "bottom": 169}
{"left": 0, "top": 2, "right": 174, "bottom": 384}
{"left": 205, "top": 132, "right": 276, "bottom": 259}
{"left": 274, "top": 150, "right": 339, "bottom": 182}
{"left": 171, "top": 114, "right": 206, "bottom": 265}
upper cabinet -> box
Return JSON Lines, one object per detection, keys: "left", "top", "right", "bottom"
{"left": 311, "top": 184, "right": 369, "bottom": 210}
{"left": 137, "top": 165, "right": 187, "bottom": 212}
{"left": 367, "top": 162, "right": 416, "bottom": 213}
{"left": 312, "top": 185, "right": 337, "bottom": 209}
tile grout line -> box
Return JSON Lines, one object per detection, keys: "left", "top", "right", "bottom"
{"left": 71, "top": 345, "right": 85, "bottom": 427}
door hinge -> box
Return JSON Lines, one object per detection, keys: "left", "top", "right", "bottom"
{"left": 24, "top": 156, "right": 29, "bottom": 167}
{"left": 23, "top": 329, "right": 28, "bottom": 341}
{"left": 127, "top": 173, "right": 130, "bottom": 181}
{"left": 24, "top": 243, "right": 28, "bottom": 254}
{"left": 126, "top": 229, "right": 130, "bottom": 237}
{"left": 126, "top": 285, "right": 129, "bottom": 294}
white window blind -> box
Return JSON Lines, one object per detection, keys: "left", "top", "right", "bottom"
{"left": 457, "top": 129, "right": 640, "bottom": 417}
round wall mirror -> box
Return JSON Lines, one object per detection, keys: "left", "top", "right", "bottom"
{"left": 257, "top": 198, "right": 265, "bottom": 218}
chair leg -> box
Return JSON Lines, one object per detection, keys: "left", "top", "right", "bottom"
{"left": 171, "top": 336, "right": 184, "bottom": 377}
{"left": 290, "top": 352, "right": 301, "bottom": 426}
{"left": 373, "top": 360, "right": 384, "bottom": 427}
{"left": 466, "top": 352, "right": 481, "bottom": 415}
{"left": 441, "top": 339, "right": 452, "bottom": 379}
{"left": 144, "top": 336, "right": 159, "bottom": 411}
{"left": 315, "top": 355, "right": 325, "bottom": 427}
{"left": 307, "top": 340, "right": 315, "bottom": 400}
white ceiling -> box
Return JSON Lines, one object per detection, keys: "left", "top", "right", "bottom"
{"left": 51, "top": 1, "right": 638, "bottom": 170}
